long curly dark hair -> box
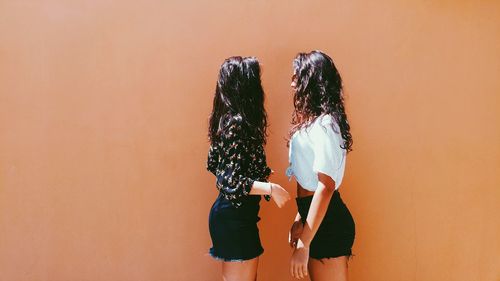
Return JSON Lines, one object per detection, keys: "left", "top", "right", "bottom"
{"left": 289, "top": 50, "right": 353, "bottom": 152}
{"left": 208, "top": 56, "right": 268, "bottom": 145}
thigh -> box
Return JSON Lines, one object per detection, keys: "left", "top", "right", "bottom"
{"left": 308, "top": 256, "right": 349, "bottom": 281}
{"left": 222, "top": 257, "right": 259, "bottom": 281}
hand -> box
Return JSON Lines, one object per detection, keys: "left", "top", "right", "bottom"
{"left": 290, "top": 239, "right": 310, "bottom": 279}
{"left": 289, "top": 220, "right": 304, "bottom": 248}
{"left": 270, "top": 183, "right": 290, "bottom": 208}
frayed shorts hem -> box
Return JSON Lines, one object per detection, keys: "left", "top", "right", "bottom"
{"left": 310, "top": 250, "right": 353, "bottom": 260}
{"left": 209, "top": 248, "right": 263, "bottom": 262}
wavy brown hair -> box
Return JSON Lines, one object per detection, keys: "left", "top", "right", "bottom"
{"left": 289, "top": 50, "right": 353, "bottom": 152}
{"left": 208, "top": 56, "right": 268, "bottom": 145}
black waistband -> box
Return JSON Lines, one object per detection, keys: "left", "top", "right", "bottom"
{"left": 296, "top": 190, "right": 341, "bottom": 206}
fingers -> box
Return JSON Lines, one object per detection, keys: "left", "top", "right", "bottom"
{"left": 291, "top": 261, "right": 302, "bottom": 279}
{"left": 271, "top": 183, "right": 292, "bottom": 208}
{"left": 293, "top": 262, "right": 300, "bottom": 279}
{"left": 274, "top": 199, "right": 281, "bottom": 208}
{"left": 301, "top": 263, "right": 308, "bottom": 278}
{"left": 298, "top": 264, "right": 308, "bottom": 279}
{"left": 296, "top": 263, "right": 302, "bottom": 279}
{"left": 275, "top": 198, "right": 287, "bottom": 208}
{"left": 284, "top": 190, "right": 291, "bottom": 202}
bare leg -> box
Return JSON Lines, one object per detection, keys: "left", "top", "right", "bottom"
{"left": 308, "top": 256, "right": 349, "bottom": 281}
{"left": 222, "top": 257, "right": 259, "bottom": 281}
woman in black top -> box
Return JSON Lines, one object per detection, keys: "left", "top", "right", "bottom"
{"left": 207, "top": 56, "right": 290, "bottom": 281}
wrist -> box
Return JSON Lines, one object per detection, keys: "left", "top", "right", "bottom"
{"left": 297, "top": 237, "right": 310, "bottom": 248}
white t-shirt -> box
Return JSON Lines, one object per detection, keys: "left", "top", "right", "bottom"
{"left": 286, "top": 114, "right": 346, "bottom": 191}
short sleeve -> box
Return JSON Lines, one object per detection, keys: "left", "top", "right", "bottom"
{"left": 311, "top": 120, "right": 344, "bottom": 188}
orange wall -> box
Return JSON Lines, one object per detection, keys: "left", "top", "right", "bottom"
{"left": 1, "top": 1, "right": 499, "bottom": 280}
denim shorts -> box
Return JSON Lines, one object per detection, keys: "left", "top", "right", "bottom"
{"left": 296, "top": 191, "right": 355, "bottom": 259}
{"left": 208, "top": 192, "right": 264, "bottom": 262}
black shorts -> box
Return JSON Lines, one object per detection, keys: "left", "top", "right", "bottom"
{"left": 296, "top": 191, "right": 355, "bottom": 259}
{"left": 208, "top": 193, "right": 264, "bottom": 262}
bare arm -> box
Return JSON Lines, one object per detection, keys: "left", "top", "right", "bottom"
{"left": 290, "top": 172, "right": 336, "bottom": 278}
{"left": 250, "top": 181, "right": 290, "bottom": 208}
{"left": 298, "top": 172, "right": 336, "bottom": 247}
{"left": 289, "top": 212, "right": 303, "bottom": 248}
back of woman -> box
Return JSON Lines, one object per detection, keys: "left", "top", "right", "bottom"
{"left": 206, "top": 56, "right": 290, "bottom": 281}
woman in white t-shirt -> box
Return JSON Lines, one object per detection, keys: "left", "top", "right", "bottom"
{"left": 286, "top": 50, "right": 355, "bottom": 281}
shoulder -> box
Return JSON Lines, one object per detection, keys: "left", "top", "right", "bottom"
{"left": 293, "top": 114, "right": 334, "bottom": 139}
{"left": 309, "top": 115, "right": 342, "bottom": 147}
{"left": 311, "top": 114, "right": 338, "bottom": 133}
{"left": 318, "top": 114, "right": 339, "bottom": 127}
